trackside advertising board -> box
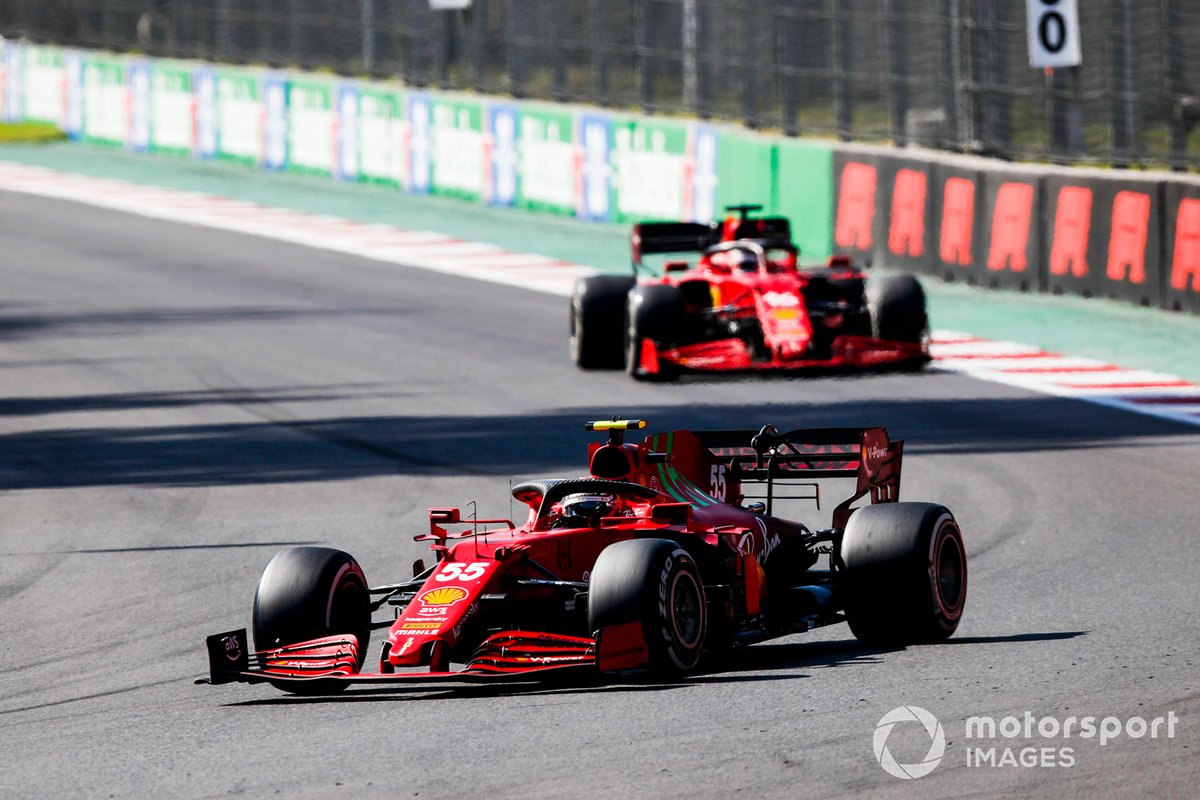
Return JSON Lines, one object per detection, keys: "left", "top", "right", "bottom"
{"left": 611, "top": 117, "right": 689, "bottom": 222}
{"left": 81, "top": 55, "right": 126, "bottom": 146}
{"left": 356, "top": 86, "right": 406, "bottom": 188}
{"left": 150, "top": 62, "right": 194, "bottom": 156}
{"left": 12, "top": 47, "right": 1200, "bottom": 316}
{"left": 487, "top": 102, "right": 518, "bottom": 207}
{"left": 430, "top": 97, "right": 485, "bottom": 201}
{"left": 215, "top": 69, "right": 262, "bottom": 165}
{"left": 288, "top": 78, "right": 335, "bottom": 177}
{"left": 24, "top": 45, "right": 64, "bottom": 126}
{"left": 516, "top": 105, "right": 575, "bottom": 215}
{"left": 2, "top": 39, "right": 25, "bottom": 122}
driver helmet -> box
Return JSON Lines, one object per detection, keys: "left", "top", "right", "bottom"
{"left": 728, "top": 248, "right": 760, "bottom": 273}
{"left": 555, "top": 492, "right": 615, "bottom": 527}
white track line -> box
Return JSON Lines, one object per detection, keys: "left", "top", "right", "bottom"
{"left": 931, "top": 331, "right": 1200, "bottom": 427}
{"left": 2, "top": 160, "right": 1198, "bottom": 427}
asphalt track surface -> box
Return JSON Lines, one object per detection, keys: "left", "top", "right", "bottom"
{"left": 0, "top": 188, "right": 1197, "bottom": 799}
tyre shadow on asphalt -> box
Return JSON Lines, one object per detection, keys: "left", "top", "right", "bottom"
{"left": 3, "top": 391, "right": 1195, "bottom": 490}
{"left": 220, "top": 631, "right": 1086, "bottom": 707}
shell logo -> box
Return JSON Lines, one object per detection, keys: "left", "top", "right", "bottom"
{"left": 418, "top": 586, "right": 468, "bottom": 608}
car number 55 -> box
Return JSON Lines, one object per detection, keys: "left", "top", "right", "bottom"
{"left": 710, "top": 464, "right": 727, "bottom": 501}
{"left": 435, "top": 562, "right": 489, "bottom": 582}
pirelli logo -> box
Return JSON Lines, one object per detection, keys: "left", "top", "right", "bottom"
{"left": 400, "top": 621, "right": 442, "bottom": 631}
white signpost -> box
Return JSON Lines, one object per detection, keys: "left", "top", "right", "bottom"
{"left": 1027, "top": 0, "right": 1082, "bottom": 68}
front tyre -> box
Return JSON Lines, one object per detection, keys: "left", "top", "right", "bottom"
{"left": 253, "top": 547, "right": 371, "bottom": 692}
{"left": 840, "top": 503, "right": 966, "bottom": 645}
{"left": 589, "top": 539, "right": 706, "bottom": 674}
{"left": 570, "top": 275, "right": 634, "bottom": 370}
{"left": 626, "top": 285, "right": 684, "bottom": 381}
{"left": 866, "top": 273, "right": 928, "bottom": 344}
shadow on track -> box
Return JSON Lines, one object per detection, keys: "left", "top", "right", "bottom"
{"left": 8, "top": 540, "right": 323, "bottom": 556}
{"left": 0, "top": 393, "right": 1193, "bottom": 490}
{"left": 220, "top": 631, "right": 1086, "bottom": 707}
{"left": 0, "top": 384, "right": 398, "bottom": 417}
{"left": 0, "top": 305, "right": 401, "bottom": 341}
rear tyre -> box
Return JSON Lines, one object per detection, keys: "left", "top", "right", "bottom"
{"left": 589, "top": 539, "right": 706, "bottom": 674}
{"left": 253, "top": 546, "right": 371, "bottom": 694}
{"left": 840, "top": 503, "right": 966, "bottom": 645}
{"left": 570, "top": 275, "right": 634, "bottom": 370}
{"left": 866, "top": 274, "right": 928, "bottom": 344}
{"left": 626, "top": 285, "right": 684, "bottom": 382}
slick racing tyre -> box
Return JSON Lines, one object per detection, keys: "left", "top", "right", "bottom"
{"left": 840, "top": 503, "right": 966, "bottom": 645}
{"left": 589, "top": 538, "right": 706, "bottom": 674}
{"left": 253, "top": 546, "right": 371, "bottom": 693}
{"left": 626, "top": 284, "right": 684, "bottom": 381}
{"left": 570, "top": 275, "right": 634, "bottom": 370}
{"left": 866, "top": 273, "right": 928, "bottom": 344}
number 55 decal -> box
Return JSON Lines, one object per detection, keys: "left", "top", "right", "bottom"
{"left": 435, "top": 562, "right": 489, "bottom": 582}
{"left": 710, "top": 464, "right": 727, "bottom": 501}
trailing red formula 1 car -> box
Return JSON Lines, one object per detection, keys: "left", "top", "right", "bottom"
{"left": 202, "top": 419, "right": 966, "bottom": 694}
{"left": 570, "top": 205, "right": 931, "bottom": 380}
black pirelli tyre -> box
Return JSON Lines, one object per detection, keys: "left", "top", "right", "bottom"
{"left": 589, "top": 538, "right": 706, "bottom": 674}
{"left": 252, "top": 546, "right": 371, "bottom": 693}
{"left": 570, "top": 275, "right": 635, "bottom": 370}
{"left": 840, "top": 503, "right": 966, "bottom": 645}
{"left": 626, "top": 284, "right": 684, "bottom": 381}
{"left": 866, "top": 273, "right": 928, "bottom": 344}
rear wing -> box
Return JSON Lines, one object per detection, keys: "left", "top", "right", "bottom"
{"left": 631, "top": 222, "right": 719, "bottom": 268}
{"left": 691, "top": 425, "right": 903, "bottom": 529}
{"left": 720, "top": 215, "right": 792, "bottom": 243}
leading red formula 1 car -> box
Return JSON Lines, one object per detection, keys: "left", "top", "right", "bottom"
{"left": 202, "top": 419, "right": 966, "bottom": 694}
{"left": 570, "top": 205, "right": 930, "bottom": 380}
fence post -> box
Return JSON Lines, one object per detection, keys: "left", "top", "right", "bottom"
{"left": 633, "top": 0, "right": 653, "bottom": 111}
{"left": 470, "top": 2, "right": 486, "bottom": 91}
{"left": 940, "top": 0, "right": 960, "bottom": 149}
{"left": 975, "top": 2, "right": 1011, "bottom": 157}
{"left": 360, "top": 0, "right": 375, "bottom": 76}
{"left": 288, "top": 0, "right": 304, "bottom": 67}
{"left": 682, "top": 0, "right": 699, "bottom": 113}
{"left": 1109, "top": 0, "right": 1137, "bottom": 166}
{"left": 215, "top": 0, "right": 232, "bottom": 61}
{"left": 589, "top": 0, "right": 609, "bottom": 106}
{"left": 549, "top": 3, "right": 566, "bottom": 102}
{"left": 886, "top": 0, "right": 909, "bottom": 146}
{"left": 505, "top": 0, "right": 524, "bottom": 97}
{"left": 1165, "top": 0, "right": 1191, "bottom": 170}
{"left": 831, "top": 0, "right": 853, "bottom": 140}
{"left": 780, "top": 4, "right": 797, "bottom": 136}
{"left": 741, "top": 0, "right": 758, "bottom": 128}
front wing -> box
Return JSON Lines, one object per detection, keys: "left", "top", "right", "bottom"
{"left": 641, "top": 334, "right": 928, "bottom": 374}
{"left": 199, "top": 624, "right": 649, "bottom": 691}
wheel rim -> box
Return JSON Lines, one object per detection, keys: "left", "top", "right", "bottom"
{"left": 669, "top": 570, "right": 704, "bottom": 649}
{"left": 932, "top": 528, "right": 965, "bottom": 618}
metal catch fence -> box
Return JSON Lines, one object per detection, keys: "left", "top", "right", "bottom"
{"left": 4, "top": 0, "right": 1199, "bottom": 169}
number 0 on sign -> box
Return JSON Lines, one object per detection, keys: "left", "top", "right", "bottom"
{"left": 1027, "top": 0, "right": 1082, "bottom": 68}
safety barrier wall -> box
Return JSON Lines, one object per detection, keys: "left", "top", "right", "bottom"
{"left": 0, "top": 39, "right": 808, "bottom": 234}
{"left": 832, "top": 144, "right": 1200, "bottom": 313}
{"left": 2, "top": 39, "right": 1199, "bottom": 315}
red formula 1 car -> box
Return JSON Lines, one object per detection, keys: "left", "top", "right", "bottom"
{"left": 202, "top": 420, "right": 966, "bottom": 694}
{"left": 569, "top": 205, "right": 931, "bottom": 380}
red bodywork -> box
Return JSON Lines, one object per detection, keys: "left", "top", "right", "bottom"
{"left": 204, "top": 420, "right": 904, "bottom": 690}
{"left": 628, "top": 211, "right": 928, "bottom": 375}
